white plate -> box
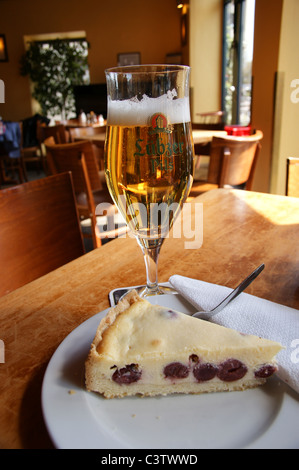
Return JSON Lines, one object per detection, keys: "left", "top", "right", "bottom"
{"left": 42, "top": 294, "right": 299, "bottom": 449}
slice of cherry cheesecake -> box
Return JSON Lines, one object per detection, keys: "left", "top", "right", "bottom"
{"left": 85, "top": 290, "right": 282, "bottom": 398}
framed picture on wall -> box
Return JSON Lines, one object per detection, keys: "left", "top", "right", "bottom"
{"left": 117, "top": 52, "right": 141, "bottom": 66}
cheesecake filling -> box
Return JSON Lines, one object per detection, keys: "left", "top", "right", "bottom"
{"left": 108, "top": 356, "right": 277, "bottom": 386}
{"left": 85, "top": 291, "right": 282, "bottom": 398}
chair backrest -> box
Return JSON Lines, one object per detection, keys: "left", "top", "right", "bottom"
{"left": 38, "top": 123, "right": 69, "bottom": 144}
{"left": 44, "top": 139, "right": 103, "bottom": 193}
{"left": 286, "top": 157, "right": 299, "bottom": 197}
{"left": 207, "top": 130, "right": 263, "bottom": 190}
{"left": 68, "top": 127, "right": 106, "bottom": 171}
{"left": 193, "top": 111, "right": 225, "bottom": 130}
{"left": 0, "top": 172, "right": 84, "bottom": 297}
{"left": 45, "top": 139, "right": 106, "bottom": 248}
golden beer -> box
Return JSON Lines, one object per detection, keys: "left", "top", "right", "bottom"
{"left": 104, "top": 64, "right": 193, "bottom": 296}
{"left": 105, "top": 120, "right": 194, "bottom": 239}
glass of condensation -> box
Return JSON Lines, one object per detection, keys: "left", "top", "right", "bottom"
{"left": 104, "top": 65, "right": 194, "bottom": 297}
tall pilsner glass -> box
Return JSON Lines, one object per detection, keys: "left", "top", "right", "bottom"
{"left": 105, "top": 65, "right": 194, "bottom": 297}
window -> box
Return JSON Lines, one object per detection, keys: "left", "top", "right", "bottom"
{"left": 22, "top": 32, "right": 90, "bottom": 121}
{"left": 222, "top": 0, "right": 255, "bottom": 125}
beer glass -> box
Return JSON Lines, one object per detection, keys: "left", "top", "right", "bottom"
{"left": 105, "top": 65, "right": 194, "bottom": 297}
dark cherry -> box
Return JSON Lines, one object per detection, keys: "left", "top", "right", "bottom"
{"left": 193, "top": 363, "right": 218, "bottom": 382}
{"left": 255, "top": 364, "right": 277, "bottom": 379}
{"left": 112, "top": 363, "right": 142, "bottom": 384}
{"left": 164, "top": 362, "right": 189, "bottom": 379}
{"left": 217, "top": 359, "right": 248, "bottom": 382}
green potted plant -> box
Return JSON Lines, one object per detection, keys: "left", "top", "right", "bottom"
{"left": 20, "top": 39, "right": 89, "bottom": 120}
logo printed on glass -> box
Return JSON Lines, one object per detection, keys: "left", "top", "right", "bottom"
{"left": 149, "top": 113, "right": 172, "bottom": 134}
{"left": 134, "top": 112, "right": 185, "bottom": 174}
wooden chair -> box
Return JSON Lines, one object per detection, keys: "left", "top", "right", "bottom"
{"left": 189, "top": 130, "right": 263, "bottom": 197}
{"left": 286, "top": 157, "right": 299, "bottom": 197}
{"left": 19, "top": 121, "right": 46, "bottom": 177}
{"left": 69, "top": 126, "right": 106, "bottom": 175}
{"left": 192, "top": 112, "right": 225, "bottom": 168}
{"left": 38, "top": 123, "right": 69, "bottom": 144}
{"left": 44, "top": 138, "right": 124, "bottom": 248}
{"left": 0, "top": 172, "right": 84, "bottom": 297}
{"left": 194, "top": 111, "right": 225, "bottom": 130}
{"left": 37, "top": 123, "right": 70, "bottom": 174}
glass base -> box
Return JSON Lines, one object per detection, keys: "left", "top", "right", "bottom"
{"left": 136, "top": 284, "right": 177, "bottom": 298}
{"left": 109, "top": 283, "right": 178, "bottom": 305}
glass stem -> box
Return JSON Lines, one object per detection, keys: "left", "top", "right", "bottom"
{"left": 143, "top": 245, "right": 161, "bottom": 294}
{"left": 137, "top": 238, "right": 163, "bottom": 295}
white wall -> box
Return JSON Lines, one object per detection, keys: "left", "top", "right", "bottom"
{"left": 189, "top": 0, "right": 222, "bottom": 121}
{"left": 271, "top": 0, "right": 299, "bottom": 194}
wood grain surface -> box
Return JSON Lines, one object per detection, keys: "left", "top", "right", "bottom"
{"left": 0, "top": 188, "right": 298, "bottom": 448}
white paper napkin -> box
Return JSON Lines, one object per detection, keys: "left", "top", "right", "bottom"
{"left": 169, "top": 275, "right": 299, "bottom": 395}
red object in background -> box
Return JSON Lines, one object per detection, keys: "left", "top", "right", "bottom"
{"left": 224, "top": 125, "right": 251, "bottom": 136}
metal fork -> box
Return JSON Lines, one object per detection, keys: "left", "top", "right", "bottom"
{"left": 191, "top": 264, "right": 265, "bottom": 320}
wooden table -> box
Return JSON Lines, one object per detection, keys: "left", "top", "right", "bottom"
{"left": 192, "top": 129, "right": 227, "bottom": 144}
{"left": 63, "top": 119, "right": 106, "bottom": 129}
{"left": 1, "top": 188, "right": 299, "bottom": 449}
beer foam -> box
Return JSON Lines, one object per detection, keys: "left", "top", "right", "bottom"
{"left": 107, "top": 90, "right": 191, "bottom": 126}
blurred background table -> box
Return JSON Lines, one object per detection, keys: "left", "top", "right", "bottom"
{"left": 76, "top": 128, "right": 228, "bottom": 145}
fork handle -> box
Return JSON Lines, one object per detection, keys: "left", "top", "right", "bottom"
{"left": 210, "top": 263, "right": 265, "bottom": 316}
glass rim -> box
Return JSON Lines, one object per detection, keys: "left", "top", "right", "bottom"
{"left": 105, "top": 64, "right": 190, "bottom": 75}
